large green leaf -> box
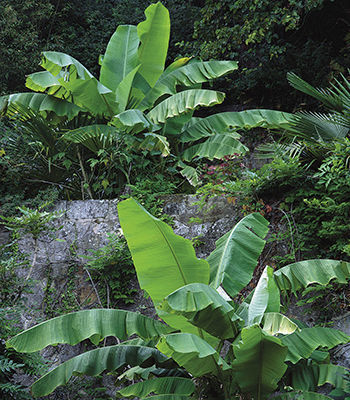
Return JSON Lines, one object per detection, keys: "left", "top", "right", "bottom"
{"left": 117, "top": 198, "right": 209, "bottom": 307}
{"left": 137, "top": 132, "right": 170, "bottom": 156}
{"left": 26, "top": 70, "right": 70, "bottom": 100}
{"left": 30, "top": 345, "right": 173, "bottom": 397}
{"left": 6, "top": 309, "right": 173, "bottom": 353}
{"left": 99, "top": 25, "right": 140, "bottom": 92}
{"left": 137, "top": 2, "right": 170, "bottom": 88}
{"left": 208, "top": 212, "right": 269, "bottom": 297}
{"left": 273, "top": 259, "right": 350, "bottom": 294}
{"left": 157, "top": 333, "right": 230, "bottom": 378}
{"left": 248, "top": 266, "right": 280, "bottom": 325}
{"left": 111, "top": 109, "right": 155, "bottom": 134}
{"left": 147, "top": 89, "right": 225, "bottom": 124}
{"left": 36, "top": 51, "right": 118, "bottom": 116}
{"left": 181, "top": 132, "right": 248, "bottom": 161}
{"left": 291, "top": 363, "right": 349, "bottom": 392}
{"left": 139, "top": 60, "right": 238, "bottom": 110}
{"left": 160, "top": 283, "right": 242, "bottom": 340}
{"left": 60, "top": 76, "right": 117, "bottom": 117}
{"left": 115, "top": 65, "right": 141, "bottom": 112}
{"left": 262, "top": 313, "right": 299, "bottom": 336}
{"left": 0, "top": 93, "right": 83, "bottom": 120}
{"left": 180, "top": 109, "right": 294, "bottom": 143}
{"left": 232, "top": 325, "right": 288, "bottom": 398}
{"left": 177, "top": 162, "right": 200, "bottom": 186}
{"left": 40, "top": 51, "right": 94, "bottom": 79}
{"left": 118, "top": 376, "right": 195, "bottom": 398}
{"left": 62, "top": 124, "right": 119, "bottom": 153}
{"left": 281, "top": 327, "right": 350, "bottom": 364}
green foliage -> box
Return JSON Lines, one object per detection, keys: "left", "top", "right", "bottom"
{"left": 6, "top": 199, "right": 350, "bottom": 399}
{"left": 125, "top": 173, "right": 178, "bottom": 221}
{"left": 0, "top": 241, "right": 29, "bottom": 307}
{"left": 1, "top": 2, "right": 251, "bottom": 195}
{"left": 187, "top": 0, "right": 350, "bottom": 107}
{"left": 0, "top": 0, "right": 199, "bottom": 96}
{"left": 0, "top": 308, "right": 47, "bottom": 400}
{"left": 84, "top": 233, "right": 136, "bottom": 306}
{"left": 296, "top": 282, "right": 350, "bottom": 324}
{"left": 0, "top": 203, "right": 62, "bottom": 240}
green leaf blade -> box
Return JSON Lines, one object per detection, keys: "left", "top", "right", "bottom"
{"left": 30, "top": 345, "right": 172, "bottom": 397}
{"left": 147, "top": 89, "right": 225, "bottom": 124}
{"left": 281, "top": 327, "right": 350, "bottom": 364}
{"left": 118, "top": 376, "right": 195, "bottom": 398}
{"left": 118, "top": 198, "right": 210, "bottom": 307}
{"left": 137, "top": 2, "right": 170, "bottom": 87}
{"left": 6, "top": 309, "right": 173, "bottom": 353}
{"left": 208, "top": 212, "right": 269, "bottom": 298}
{"left": 161, "top": 283, "right": 243, "bottom": 340}
{"left": 232, "top": 325, "right": 288, "bottom": 398}
{"left": 99, "top": 25, "right": 140, "bottom": 92}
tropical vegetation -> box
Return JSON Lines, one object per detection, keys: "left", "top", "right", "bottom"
{"left": 6, "top": 199, "right": 350, "bottom": 399}
{"left": 0, "top": 1, "right": 349, "bottom": 399}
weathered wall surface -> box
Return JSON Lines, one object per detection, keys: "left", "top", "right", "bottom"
{"left": 12, "top": 196, "right": 240, "bottom": 317}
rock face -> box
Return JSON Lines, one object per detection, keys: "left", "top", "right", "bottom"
{"left": 9, "top": 196, "right": 241, "bottom": 317}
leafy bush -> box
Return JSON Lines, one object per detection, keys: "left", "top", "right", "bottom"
{"left": 84, "top": 233, "right": 136, "bottom": 307}
{"left": 186, "top": 0, "right": 350, "bottom": 108}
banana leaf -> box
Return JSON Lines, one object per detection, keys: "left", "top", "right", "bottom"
{"left": 180, "top": 109, "right": 294, "bottom": 143}
{"left": 137, "top": 132, "right": 170, "bottom": 156}
{"left": 281, "top": 327, "right": 350, "bottom": 364}
{"left": 99, "top": 25, "right": 139, "bottom": 92}
{"left": 115, "top": 65, "right": 141, "bottom": 112}
{"left": 118, "top": 376, "right": 195, "bottom": 398}
{"left": 160, "top": 283, "right": 243, "bottom": 340}
{"left": 137, "top": 2, "right": 170, "bottom": 88}
{"left": 118, "top": 199, "right": 209, "bottom": 307}
{"left": 157, "top": 333, "right": 230, "bottom": 378}
{"left": 147, "top": 89, "right": 225, "bottom": 124}
{"left": 140, "top": 60, "right": 238, "bottom": 110}
{"left": 262, "top": 313, "right": 299, "bottom": 336}
{"left": 6, "top": 309, "right": 173, "bottom": 352}
{"left": 36, "top": 51, "right": 118, "bottom": 116}
{"left": 26, "top": 70, "right": 71, "bottom": 100}
{"left": 30, "top": 345, "right": 173, "bottom": 397}
{"left": 177, "top": 162, "right": 200, "bottom": 186}
{"left": 248, "top": 266, "right": 280, "bottom": 325}
{"left": 0, "top": 93, "right": 83, "bottom": 120}
{"left": 208, "top": 212, "right": 269, "bottom": 298}
{"left": 232, "top": 325, "right": 288, "bottom": 398}
{"left": 111, "top": 109, "right": 156, "bottom": 134}
{"left": 118, "top": 198, "right": 210, "bottom": 337}
{"left": 181, "top": 132, "right": 248, "bottom": 161}
{"left": 273, "top": 259, "right": 350, "bottom": 294}
{"left": 291, "top": 363, "right": 349, "bottom": 392}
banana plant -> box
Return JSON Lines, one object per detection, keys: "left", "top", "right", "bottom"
{"left": 0, "top": 2, "right": 295, "bottom": 186}
{"left": 7, "top": 198, "right": 350, "bottom": 399}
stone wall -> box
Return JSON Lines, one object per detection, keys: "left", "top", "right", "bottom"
{"left": 10, "top": 196, "right": 240, "bottom": 317}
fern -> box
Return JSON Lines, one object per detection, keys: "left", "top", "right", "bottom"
{"left": 0, "top": 356, "right": 24, "bottom": 373}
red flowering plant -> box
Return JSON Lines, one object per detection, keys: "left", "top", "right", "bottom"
{"left": 196, "top": 154, "right": 274, "bottom": 218}
{"left": 198, "top": 154, "right": 245, "bottom": 186}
